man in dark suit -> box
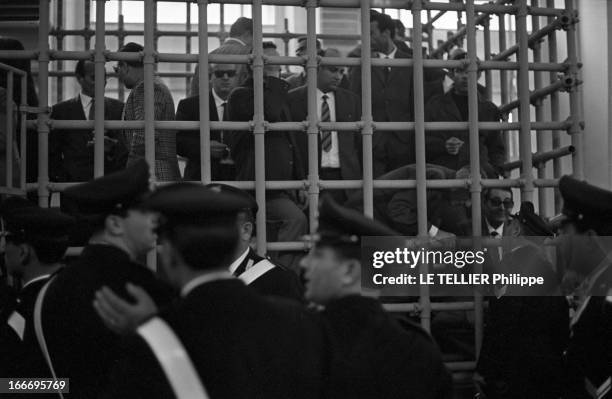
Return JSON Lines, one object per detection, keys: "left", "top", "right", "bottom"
{"left": 0, "top": 205, "right": 73, "bottom": 383}
{"left": 555, "top": 176, "right": 612, "bottom": 399}
{"left": 226, "top": 42, "right": 308, "bottom": 272}
{"left": 348, "top": 10, "right": 425, "bottom": 178}
{"left": 100, "top": 183, "right": 325, "bottom": 399}
{"left": 300, "top": 195, "right": 452, "bottom": 399}
{"left": 176, "top": 47, "right": 241, "bottom": 181}
{"left": 39, "top": 160, "right": 174, "bottom": 399}
{"left": 288, "top": 48, "right": 362, "bottom": 205}
{"left": 49, "top": 60, "right": 127, "bottom": 182}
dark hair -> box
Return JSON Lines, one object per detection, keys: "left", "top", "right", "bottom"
{"left": 483, "top": 187, "right": 513, "bottom": 200}
{"left": 263, "top": 41, "right": 277, "bottom": 50}
{"left": 75, "top": 59, "right": 87, "bottom": 78}
{"left": 393, "top": 19, "right": 406, "bottom": 39}
{"left": 118, "top": 42, "right": 144, "bottom": 67}
{"left": 229, "top": 17, "right": 253, "bottom": 38}
{"left": 370, "top": 10, "right": 395, "bottom": 38}
{"left": 161, "top": 217, "right": 238, "bottom": 271}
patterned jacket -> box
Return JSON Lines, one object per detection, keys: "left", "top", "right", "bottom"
{"left": 122, "top": 78, "right": 180, "bottom": 181}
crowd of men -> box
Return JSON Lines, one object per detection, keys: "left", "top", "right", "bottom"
{"left": 1, "top": 8, "right": 612, "bottom": 399}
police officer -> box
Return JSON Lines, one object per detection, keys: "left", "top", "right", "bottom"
{"left": 300, "top": 194, "right": 452, "bottom": 399}
{"left": 0, "top": 205, "right": 73, "bottom": 381}
{"left": 207, "top": 183, "right": 304, "bottom": 301}
{"left": 39, "top": 160, "right": 174, "bottom": 399}
{"left": 557, "top": 175, "right": 612, "bottom": 399}
{"left": 100, "top": 183, "right": 325, "bottom": 399}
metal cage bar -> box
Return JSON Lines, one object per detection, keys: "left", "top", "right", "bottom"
{"left": 93, "top": 0, "right": 106, "bottom": 178}
{"left": 359, "top": 0, "right": 374, "bottom": 219}
{"left": 37, "top": 0, "right": 51, "bottom": 208}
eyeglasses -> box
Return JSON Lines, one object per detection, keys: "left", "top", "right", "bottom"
{"left": 213, "top": 70, "right": 237, "bottom": 78}
{"left": 488, "top": 197, "right": 514, "bottom": 208}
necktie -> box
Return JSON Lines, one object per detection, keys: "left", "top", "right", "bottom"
{"left": 220, "top": 102, "right": 227, "bottom": 143}
{"left": 320, "top": 95, "right": 331, "bottom": 153}
{"left": 88, "top": 98, "right": 95, "bottom": 121}
{"left": 490, "top": 231, "right": 499, "bottom": 237}
{"left": 384, "top": 56, "right": 390, "bottom": 82}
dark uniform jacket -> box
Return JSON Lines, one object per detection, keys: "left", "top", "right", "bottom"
{"left": 175, "top": 92, "right": 235, "bottom": 181}
{"left": 226, "top": 77, "right": 306, "bottom": 199}
{"left": 49, "top": 96, "right": 127, "bottom": 182}
{"left": 41, "top": 245, "right": 174, "bottom": 399}
{"left": 233, "top": 247, "right": 304, "bottom": 302}
{"left": 564, "top": 265, "right": 612, "bottom": 399}
{"left": 425, "top": 89, "right": 505, "bottom": 177}
{"left": 323, "top": 295, "right": 452, "bottom": 399}
{"left": 102, "top": 279, "right": 326, "bottom": 399}
{"left": 287, "top": 85, "right": 362, "bottom": 200}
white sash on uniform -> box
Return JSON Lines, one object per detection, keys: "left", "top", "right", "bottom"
{"left": 238, "top": 259, "right": 275, "bottom": 285}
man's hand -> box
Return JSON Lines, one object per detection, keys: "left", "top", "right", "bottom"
{"left": 297, "top": 189, "right": 309, "bottom": 210}
{"left": 92, "top": 283, "right": 158, "bottom": 335}
{"left": 445, "top": 137, "right": 464, "bottom": 155}
{"left": 210, "top": 140, "right": 227, "bottom": 159}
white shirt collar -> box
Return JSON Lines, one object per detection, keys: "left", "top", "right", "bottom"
{"left": 486, "top": 220, "right": 504, "bottom": 237}
{"left": 211, "top": 88, "right": 226, "bottom": 109}
{"left": 22, "top": 274, "right": 52, "bottom": 290}
{"left": 181, "top": 270, "right": 234, "bottom": 297}
{"left": 79, "top": 92, "right": 93, "bottom": 108}
{"left": 228, "top": 247, "right": 250, "bottom": 275}
{"left": 224, "top": 37, "right": 247, "bottom": 47}
{"left": 379, "top": 45, "right": 398, "bottom": 59}
{"left": 317, "top": 88, "right": 335, "bottom": 101}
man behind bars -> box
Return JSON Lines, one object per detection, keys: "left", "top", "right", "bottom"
{"left": 176, "top": 45, "right": 249, "bottom": 181}
{"left": 225, "top": 41, "right": 307, "bottom": 273}
{"left": 115, "top": 42, "right": 180, "bottom": 181}
{"left": 49, "top": 59, "right": 127, "bottom": 182}
{"left": 425, "top": 49, "right": 505, "bottom": 177}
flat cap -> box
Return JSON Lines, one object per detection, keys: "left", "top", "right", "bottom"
{"left": 61, "top": 159, "right": 150, "bottom": 217}
{"left": 5, "top": 206, "right": 75, "bottom": 241}
{"left": 0, "top": 195, "right": 36, "bottom": 217}
{"left": 143, "top": 182, "right": 252, "bottom": 225}
{"left": 559, "top": 175, "right": 612, "bottom": 226}
{"left": 316, "top": 194, "right": 398, "bottom": 245}
{"left": 204, "top": 183, "right": 258, "bottom": 214}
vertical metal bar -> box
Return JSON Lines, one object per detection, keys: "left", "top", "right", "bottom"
{"left": 144, "top": 0, "right": 156, "bottom": 180}
{"left": 360, "top": 0, "right": 374, "bottom": 218}
{"left": 118, "top": 10, "right": 125, "bottom": 102}
{"left": 516, "top": 0, "right": 534, "bottom": 202}
{"left": 84, "top": 0, "right": 91, "bottom": 50}
{"left": 412, "top": 0, "right": 431, "bottom": 332}
{"left": 466, "top": 0, "right": 484, "bottom": 355}
{"left": 38, "top": 0, "right": 51, "bottom": 207}
{"left": 185, "top": 3, "right": 192, "bottom": 97}
{"left": 532, "top": 0, "right": 548, "bottom": 215}
{"left": 547, "top": 0, "right": 561, "bottom": 212}
{"left": 305, "top": 0, "right": 319, "bottom": 235}
{"left": 5, "top": 72, "right": 13, "bottom": 188}
{"left": 565, "top": 0, "right": 582, "bottom": 178}
{"left": 483, "top": 16, "right": 492, "bottom": 100}
{"left": 253, "top": 0, "right": 267, "bottom": 255}
{"left": 93, "top": 0, "right": 106, "bottom": 178}
{"left": 20, "top": 75, "right": 27, "bottom": 190}
{"left": 57, "top": 0, "right": 63, "bottom": 103}
{"left": 426, "top": 9, "right": 434, "bottom": 55}
{"left": 220, "top": 3, "right": 225, "bottom": 46}
{"left": 499, "top": 14, "right": 509, "bottom": 109}
{"left": 197, "top": 0, "right": 211, "bottom": 183}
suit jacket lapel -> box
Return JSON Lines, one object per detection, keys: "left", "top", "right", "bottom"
{"left": 74, "top": 95, "right": 86, "bottom": 120}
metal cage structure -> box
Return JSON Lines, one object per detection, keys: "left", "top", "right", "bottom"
{"left": 0, "top": 0, "right": 583, "bottom": 381}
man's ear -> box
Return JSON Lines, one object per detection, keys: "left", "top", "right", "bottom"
{"left": 105, "top": 214, "right": 124, "bottom": 236}
{"left": 341, "top": 258, "right": 361, "bottom": 286}
{"left": 240, "top": 221, "right": 254, "bottom": 242}
{"left": 18, "top": 243, "right": 32, "bottom": 266}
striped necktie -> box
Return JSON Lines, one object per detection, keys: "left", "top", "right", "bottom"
{"left": 321, "top": 94, "right": 331, "bottom": 152}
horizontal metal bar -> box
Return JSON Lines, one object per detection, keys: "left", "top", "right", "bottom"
{"left": 0, "top": 187, "right": 27, "bottom": 196}
{"left": 501, "top": 145, "right": 574, "bottom": 171}
{"left": 0, "top": 62, "right": 27, "bottom": 76}
{"left": 383, "top": 301, "right": 477, "bottom": 312}
{"left": 266, "top": 241, "right": 310, "bottom": 251}
{"left": 499, "top": 77, "right": 574, "bottom": 114}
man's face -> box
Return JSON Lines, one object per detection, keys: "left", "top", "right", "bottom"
{"left": 263, "top": 48, "right": 281, "bottom": 78}
{"left": 211, "top": 64, "right": 239, "bottom": 100}
{"left": 369, "top": 21, "right": 389, "bottom": 53}
{"left": 300, "top": 245, "right": 346, "bottom": 305}
{"left": 114, "top": 61, "right": 134, "bottom": 89}
{"left": 120, "top": 209, "right": 158, "bottom": 259}
{"left": 77, "top": 61, "right": 106, "bottom": 98}
{"left": 317, "top": 65, "right": 343, "bottom": 93}
{"left": 483, "top": 189, "right": 513, "bottom": 225}
{"left": 451, "top": 65, "right": 482, "bottom": 95}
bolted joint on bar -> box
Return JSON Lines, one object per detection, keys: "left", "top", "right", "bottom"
{"left": 142, "top": 51, "right": 157, "bottom": 65}
{"left": 560, "top": 9, "right": 579, "bottom": 30}
{"left": 301, "top": 0, "right": 320, "bottom": 8}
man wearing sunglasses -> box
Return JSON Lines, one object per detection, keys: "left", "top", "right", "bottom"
{"left": 176, "top": 45, "right": 245, "bottom": 181}
{"left": 482, "top": 187, "right": 520, "bottom": 238}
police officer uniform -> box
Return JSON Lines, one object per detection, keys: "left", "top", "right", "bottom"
{"left": 102, "top": 183, "right": 325, "bottom": 399}
{"left": 207, "top": 183, "right": 304, "bottom": 302}
{"left": 0, "top": 205, "right": 74, "bottom": 392}
{"left": 314, "top": 195, "right": 453, "bottom": 399}
{"left": 558, "top": 175, "right": 612, "bottom": 399}
{"left": 39, "top": 160, "right": 174, "bottom": 399}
